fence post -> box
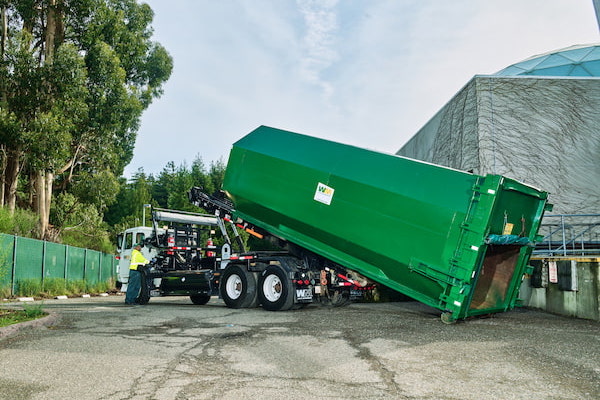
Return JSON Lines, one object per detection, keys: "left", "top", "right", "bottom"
{"left": 98, "top": 252, "right": 101, "bottom": 285}
{"left": 42, "top": 240, "right": 47, "bottom": 286}
{"left": 11, "top": 235, "right": 17, "bottom": 296}
{"left": 83, "top": 248, "right": 87, "bottom": 282}
{"left": 64, "top": 245, "right": 69, "bottom": 281}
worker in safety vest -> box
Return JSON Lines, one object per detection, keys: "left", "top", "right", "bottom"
{"left": 125, "top": 243, "right": 149, "bottom": 305}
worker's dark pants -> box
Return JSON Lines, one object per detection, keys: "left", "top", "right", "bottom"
{"left": 125, "top": 269, "right": 141, "bottom": 304}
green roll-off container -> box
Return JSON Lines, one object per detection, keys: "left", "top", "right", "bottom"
{"left": 222, "top": 126, "right": 551, "bottom": 321}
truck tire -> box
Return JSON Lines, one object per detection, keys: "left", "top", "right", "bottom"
{"left": 220, "top": 264, "right": 258, "bottom": 308}
{"left": 258, "top": 265, "right": 294, "bottom": 311}
{"left": 190, "top": 294, "right": 211, "bottom": 305}
{"left": 330, "top": 289, "right": 350, "bottom": 307}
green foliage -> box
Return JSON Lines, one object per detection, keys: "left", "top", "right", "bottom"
{"left": 104, "top": 170, "right": 153, "bottom": 227}
{"left": 6, "top": 277, "right": 114, "bottom": 298}
{"left": 69, "top": 170, "right": 120, "bottom": 212}
{"left": 0, "top": 285, "right": 11, "bottom": 299}
{"left": 0, "top": 2, "right": 235, "bottom": 256}
{"left": 42, "top": 278, "right": 67, "bottom": 297}
{"left": 22, "top": 302, "right": 46, "bottom": 318}
{"left": 61, "top": 228, "right": 113, "bottom": 254}
{"left": 15, "top": 279, "right": 42, "bottom": 297}
{"left": 0, "top": 207, "right": 38, "bottom": 238}
{"left": 105, "top": 156, "right": 226, "bottom": 232}
{"left": 50, "top": 193, "right": 114, "bottom": 252}
{"left": 66, "top": 280, "right": 87, "bottom": 296}
{"left": 1, "top": 0, "right": 172, "bottom": 246}
{"left": 87, "top": 279, "right": 114, "bottom": 294}
{"left": 0, "top": 304, "right": 46, "bottom": 328}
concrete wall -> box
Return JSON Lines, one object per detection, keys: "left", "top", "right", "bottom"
{"left": 521, "top": 258, "right": 600, "bottom": 320}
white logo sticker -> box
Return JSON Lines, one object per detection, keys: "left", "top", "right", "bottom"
{"left": 314, "top": 182, "right": 335, "bottom": 205}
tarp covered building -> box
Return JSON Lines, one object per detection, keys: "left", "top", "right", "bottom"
{"left": 396, "top": 44, "right": 600, "bottom": 215}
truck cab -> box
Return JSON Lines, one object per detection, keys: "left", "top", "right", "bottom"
{"left": 116, "top": 226, "right": 160, "bottom": 290}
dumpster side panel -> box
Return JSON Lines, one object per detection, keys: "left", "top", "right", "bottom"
{"left": 223, "top": 127, "right": 481, "bottom": 309}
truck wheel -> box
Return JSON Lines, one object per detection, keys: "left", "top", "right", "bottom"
{"left": 258, "top": 265, "right": 294, "bottom": 311}
{"left": 220, "top": 264, "right": 258, "bottom": 308}
{"left": 330, "top": 290, "right": 349, "bottom": 307}
{"left": 190, "top": 294, "right": 211, "bottom": 305}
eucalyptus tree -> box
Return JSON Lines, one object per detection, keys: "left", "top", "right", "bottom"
{"left": 0, "top": 0, "right": 172, "bottom": 238}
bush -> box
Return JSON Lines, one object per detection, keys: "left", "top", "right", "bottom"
{"left": 61, "top": 229, "right": 114, "bottom": 253}
{"left": 0, "top": 284, "right": 11, "bottom": 299}
{"left": 51, "top": 193, "right": 115, "bottom": 253}
{"left": 22, "top": 302, "right": 46, "bottom": 318}
{"left": 88, "top": 280, "right": 113, "bottom": 293}
{"left": 0, "top": 207, "right": 39, "bottom": 238}
{"left": 66, "top": 280, "right": 87, "bottom": 296}
{"left": 15, "top": 279, "right": 43, "bottom": 297}
{"left": 42, "top": 278, "right": 67, "bottom": 297}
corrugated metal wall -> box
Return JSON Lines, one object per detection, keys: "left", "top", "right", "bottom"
{"left": 0, "top": 233, "right": 116, "bottom": 295}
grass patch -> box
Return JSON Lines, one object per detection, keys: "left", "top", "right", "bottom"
{"left": 42, "top": 278, "right": 67, "bottom": 297}
{"left": 0, "top": 284, "right": 11, "bottom": 299}
{"left": 88, "top": 279, "right": 114, "bottom": 293}
{"left": 8, "top": 278, "right": 116, "bottom": 298}
{"left": 0, "top": 302, "right": 47, "bottom": 328}
{"left": 66, "top": 280, "right": 87, "bottom": 296}
{"left": 15, "top": 279, "right": 42, "bottom": 297}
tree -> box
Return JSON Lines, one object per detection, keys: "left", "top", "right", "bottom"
{"left": 0, "top": 0, "right": 172, "bottom": 239}
{"left": 103, "top": 168, "right": 152, "bottom": 228}
{"left": 208, "top": 158, "right": 226, "bottom": 192}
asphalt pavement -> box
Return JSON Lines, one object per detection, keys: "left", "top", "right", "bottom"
{"left": 0, "top": 295, "right": 598, "bottom": 399}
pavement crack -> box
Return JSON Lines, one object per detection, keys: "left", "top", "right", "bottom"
{"left": 341, "top": 329, "right": 406, "bottom": 398}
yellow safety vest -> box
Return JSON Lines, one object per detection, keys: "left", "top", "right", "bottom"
{"left": 130, "top": 249, "right": 149, "bottom": 270}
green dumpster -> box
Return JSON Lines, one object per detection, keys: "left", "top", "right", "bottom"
{"left": 222, "top": 126, "right": 551, "bottom": 321}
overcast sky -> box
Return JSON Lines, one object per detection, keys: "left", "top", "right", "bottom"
{"left": 125, "top": 0, "right": 599, "bottom": 177}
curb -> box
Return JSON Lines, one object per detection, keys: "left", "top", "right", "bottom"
{"left": 0, "top": 312, "right": 60, "bottom": 340}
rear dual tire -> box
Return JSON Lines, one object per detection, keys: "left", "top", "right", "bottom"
{"left": 258, "top": 265, "right": 295, "bottom": 311}
{"left": 220, "top": 264, "right": 258, "bottom": 308}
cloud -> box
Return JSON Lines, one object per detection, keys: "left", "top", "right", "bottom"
{"left": 127, "top": 0, "right": 598, "bottom": 178}
{"left": 296, "top": 0, "right": 339, "bottom": 100}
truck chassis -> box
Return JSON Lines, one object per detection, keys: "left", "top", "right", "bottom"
{"left": 126, "top": 191, "right": 374, "bottom": 310}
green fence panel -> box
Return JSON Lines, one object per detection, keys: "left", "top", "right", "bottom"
{"left": 0, "top": 232, "right": 116, "bottom": 295}
{"left": 85, "top": 250, "right": 100, "bottom": 285}
{"left": 67, "top": 247, "right": 86, "bottom": 282}
{"left": 0, "top": 234, "right": 15, "bottom": 288}
{"left": 44, "top": 241, "right": 67, "bottom": 280}
{"left": 14, "top": 237, "right": 43, "bottom": 281}
{"left": 100, "top": 253, "right": 116, "bottom": 282}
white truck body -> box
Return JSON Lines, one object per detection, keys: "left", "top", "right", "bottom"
{"left": 116, "top": 226, "right": 161, "bottom": 292}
